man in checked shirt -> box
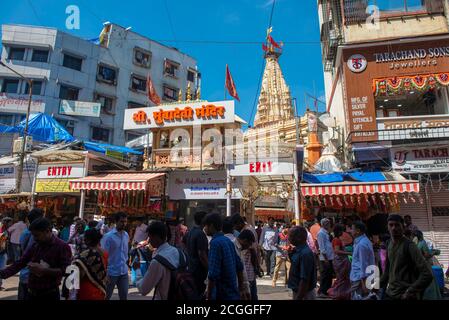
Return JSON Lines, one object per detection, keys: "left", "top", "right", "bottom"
{"left": 0, "top": 218, "right": 72, "bottom": 300}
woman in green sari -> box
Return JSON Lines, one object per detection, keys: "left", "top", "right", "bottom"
{"left": 415, "top": 231, "right": 442, "bottom": 300}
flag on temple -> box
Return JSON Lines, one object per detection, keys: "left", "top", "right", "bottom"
{"left": 267, "top": 35, "right": 282, "bottom": 49}
{"left": 262, "top": 43, "right": 269, "bottom": 52}
{"left": 147, "top": 73, "right": 161, "bottom": 105}
{"left": 225, "top": 64, "right": 240, "bottom": 102}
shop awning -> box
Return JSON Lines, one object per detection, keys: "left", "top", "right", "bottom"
{"left": 70, "top": 173, "right": 165, "bottom": 191}
{"left": 301, "top": 181, "right": 420, "bottom": 197}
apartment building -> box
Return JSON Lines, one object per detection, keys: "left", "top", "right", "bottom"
{"left": 0, "top": 23, "right": 199, "bottom": 153}
{"left": 318, "top": 0, "right": 449, "bottom": 267}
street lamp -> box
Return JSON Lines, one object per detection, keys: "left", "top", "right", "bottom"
{"left": 0, "top": 61, "right": 33, "bottom": 194}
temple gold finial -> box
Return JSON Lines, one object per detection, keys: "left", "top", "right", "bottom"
{"left": 195, "top": 87, "right": 201, "bottom": 101}
{"left": 186, "top": 82, "right": 192, "bottom": 101}
{"left": 178, "top": 89, "right": 183, "bottom": 102}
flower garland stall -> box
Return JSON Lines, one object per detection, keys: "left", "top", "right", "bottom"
{"left": 70, "top": 173, "right": 166, "bottom": 218}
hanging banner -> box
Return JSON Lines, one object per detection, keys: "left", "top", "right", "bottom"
{"left": 168, "top": 170, "right": 242, "bottom": 200}
{"left": 0, "top": 93, "right": 45, "bottom": 114}
{"left": 59, "top": 100, "right": 101, "bottom": 117}
{"left": 391, "top": 145, "right": 449, "bottom": 173}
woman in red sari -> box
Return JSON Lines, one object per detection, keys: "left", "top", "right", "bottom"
{"left": 73, "top": 229, "right": 108, "bottom": 300}
{"left": 327, "top": 224, "right": 352, "bottom": 300}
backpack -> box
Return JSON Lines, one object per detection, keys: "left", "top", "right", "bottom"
{"left": 153, "top": 248, "right": 200, "bottom": 301}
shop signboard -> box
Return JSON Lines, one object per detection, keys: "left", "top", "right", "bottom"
{"left": 342, "top": 36, "right": 449, "bottom": 143}
{"left": 391, "top": 145, "right": 449, "bottom": 173}
{"left": 378, "top": 116, "right": 449, "bottom": 141}
{"left": 168, "top": 170, "right": 242, "bottom": 200}
{"left": 0, "top": 93, "right": 45, "bottom": 114}
{"left": 123, "top": 100, "right": 235, "bottom": 130}
{"left": 0, "top": 163, "right": 35, "bottom": 194}
{"left": 229, "top": 161, "right": 295, "bottom": 177}
{"left": 35, "top": 163, "right": 84, "bottom": 193}
{"left": 59, "top": 100, "right": 101, "bottom": 117}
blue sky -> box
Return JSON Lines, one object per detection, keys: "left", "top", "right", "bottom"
{"left": 0, "top": 0, "right": 325, "bottom": 125}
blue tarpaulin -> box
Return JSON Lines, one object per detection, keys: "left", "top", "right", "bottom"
{"left": 302, "top": 171, "right": 388, "bottom": 184}
{"left": 0, "top": 113, "right": 74, "bottom": 143}
{"left": 84, "top": 141, "right": 143, "bottom": 155}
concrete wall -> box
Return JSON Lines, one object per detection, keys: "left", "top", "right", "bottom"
{"left": 344, "top": 15, "right": 449, "bottom": 44}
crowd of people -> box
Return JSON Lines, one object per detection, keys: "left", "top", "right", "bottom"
{"left": 0, "top": 208, "right": 448, "bottom": 301}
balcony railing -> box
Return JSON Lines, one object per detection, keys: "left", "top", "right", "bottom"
{"left": 343, "top": 0, "right": 445, "bottom": 25}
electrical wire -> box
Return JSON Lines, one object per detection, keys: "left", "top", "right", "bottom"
{"left": 26, "top": 0, "right": 43, "bottom": 26}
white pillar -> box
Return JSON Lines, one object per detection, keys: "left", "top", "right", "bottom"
{"left": 79, "top": 190, "right": 85, "bottom": 219}
{"left": 293, "top": 151, "right": 301, "bottom": 222}
{"left": 226, "top": 165, "right": 232, "bottom": 217}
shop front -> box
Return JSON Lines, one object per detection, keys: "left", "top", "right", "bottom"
{"left": 167, "top": 170, "right": 242, "bottom": 227}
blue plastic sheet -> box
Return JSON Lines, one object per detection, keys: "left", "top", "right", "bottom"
{"left": 302, "top": 171, "right": 387, "bottom": 184}
{"left": 84, "top": 141, "right": 143, "bottom": 155}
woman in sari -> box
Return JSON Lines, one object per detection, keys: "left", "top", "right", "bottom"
{"left": 415, "top": 231, "right": 442, "bottom": 300}
{"left": 327, "top": 224, "right": 352, "bottom": 300}
{"left": 73, "top": 228, "right": 108, "bottom": 300}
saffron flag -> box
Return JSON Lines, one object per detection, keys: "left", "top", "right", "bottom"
{"left": 262, "top": 43, "right": 269, "bottom": 52}
{"left": 267, "top": 35, "right": 282, "bottom": 49}
{"left": 225, "top": 64, "right": 240, "bottom": 102}
{"left": 147, "top": 73, "right": 161, "bottom": 105}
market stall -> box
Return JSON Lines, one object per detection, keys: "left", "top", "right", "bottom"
{"left": 70, "top": 172, "right": 166, "bottom": 219}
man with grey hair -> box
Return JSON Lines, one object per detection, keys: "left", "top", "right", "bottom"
{"left": 317, "top": 218, "right": 335, "bottom": 298}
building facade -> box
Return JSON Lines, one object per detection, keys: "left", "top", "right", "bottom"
{"left": 0, "top": 23, "right": 199, "bottom": 154}
{"left": 318, "top": 0, "right": 449, "bottom": 266}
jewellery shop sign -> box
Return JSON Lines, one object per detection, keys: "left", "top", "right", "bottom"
{"left": 123, "top": 100, "right": 235, "bottom": 130}
{"left": 392, "top": 145, "right": 449, "bottom": 173}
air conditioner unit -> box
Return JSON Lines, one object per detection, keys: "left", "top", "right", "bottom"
{"left": 12, "top": 136, "right": 33, "bottom": 154}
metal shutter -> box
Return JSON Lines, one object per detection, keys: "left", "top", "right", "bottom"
{"left": 399, "top": 189, "right": 430, "bottom": 232}
{"left": 429, "top": 189, "right": 449, "bottom": 269}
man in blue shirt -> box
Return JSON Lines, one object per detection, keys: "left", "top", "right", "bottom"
{"left": 317, "top": 218, "right": 335, "bottom": 297}
{"left": 101, "top": 212, "right": 129, "bottom": 300}
{"left": 203, "top": 213, "right": 248, "bottom": 301}
{"left": 18, "top": 209, "right": 43, "bottom": 300}
{"left": 288, "top": 226, "right": 317, "bottom": 300}
{"left": 350, "top": 221, "right": 375, "bottom": 300}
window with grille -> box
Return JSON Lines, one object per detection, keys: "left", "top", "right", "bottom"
{"left": 1, "top": 79, "right": 19, "bottom": 93}
{"left": 128, "top": 101, "right": 146, "bottom": 109}
{"left": 24, "top": 81, "right": 43, "bottom": 95}
{"left": 92, "top": 127, "right": 110, "bottom": 143}
{"left": 187, "top": 69, "right": 196, "bottom": 83}
{"left": 95, "top": 94, "right": 115, "bottom": 114}
{"left": 8, "top": 47, "right": 25, "bottom": 61}
{"left": 163, "top": 84, "right": 178, "bottom": 101}
{"left": 134, "top": 48, "right": 151, "bottom": 68}
{"left": 130, "top": 75, "right": 147, "bottom": 92}
{"left": 58, "top": 119, "right": 75, "bottom": 135}
{"left": 164, "top": 59, "right": 179, "bottom": 78}
{"left": 97, "top": 64, "right": 118, "bottom": 85}
{"left": 63, "top": 54, "right": 83, "bottom": 71}
{"left": 32, "top": 49, "right": 49, "bottom": 62}
{"left": 432, "top": 207, "right": 449, "bottom": 217}
{"left": 59, "top": 85, "right": 79, "bottom": 100}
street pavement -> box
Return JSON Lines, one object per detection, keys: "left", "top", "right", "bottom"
{"left": 0, "top": 274, "right": 292, "bottom": 300}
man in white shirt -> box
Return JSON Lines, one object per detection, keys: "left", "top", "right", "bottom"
{"left": 132, "top": 217, "right": 148, "bottom": 244}
{"left": 316, "top": 218, "right": 335, "bottom": 298}
{"left": 7, "top": 212, "right": 27, "bottom": 262}
{"left": 137, "top": 221, "right": 183, "bottom": 300}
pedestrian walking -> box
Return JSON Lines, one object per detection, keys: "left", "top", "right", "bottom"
{"left": 174, "top": 218, "right": 188, "bottom": 249}
{"left": 287, "top": 226, "right": 317, "bottom": 300}
{"left": 272, "top": 226, "right": 291, "bottom": 287}
{"left": 317, "top": 218, "right": 335, "bottom": 298}
{"left": 7, "top": 211, "right": 27, "bottom": 262}
{"left": 203, "top": 213, "right": 249, "bottom": 300}
{"left": 350, "top": 221, "right": 375, "bottom": 300}
{"left": 101, "top": 212, "right": 129, "bottom": 300}
{"left": 184, "top": 211, "right": 209, "bottom": 296}
{"left": 17, "top": 209, "right": 44, "bottom": 300}
{"left": 237, "top": 230, "right": 259, "bottom": 300}
{"left": 0, "top": 218, "right": 72, "bottom": 300}
{"left": 379, "top": 214, "right": 433, "bottom": 300}
{"left": 68, "top": 219, "right": 88, "bottom": 256}
{"left": 132, "top": 217, "right": 148, "bottom": 245}
{"left": 259, "top": 217, "right": 278, "bottom": 278}
{"left": 70, "top": 228, "right": 108, "bottom": 300}
{"left": 137, "top": 221, "right": 187, "bottom": 300}
{"left": 328, "top": 224, "right": 351, "bottom": 300}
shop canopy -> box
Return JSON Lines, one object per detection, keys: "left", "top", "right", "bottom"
{"left": 70, "top": 173, "right": 165, "bottom": 191}
{"left": 301, "top": 180, "right": 420, "bottom": 197}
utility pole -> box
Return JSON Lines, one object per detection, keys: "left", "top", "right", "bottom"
{"left": 0, "top": 61, "right": 33, "bottom": 194}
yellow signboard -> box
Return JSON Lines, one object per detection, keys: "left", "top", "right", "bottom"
{"left": 35, "top": 179, "right": 79, "bottom": 193}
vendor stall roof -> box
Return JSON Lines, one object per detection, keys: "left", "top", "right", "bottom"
{"left": 70, "top": 172, "right": 165, "bottom": 191}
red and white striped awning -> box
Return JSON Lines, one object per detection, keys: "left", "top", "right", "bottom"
{"left": 70, "top": 173, "right": 165, "bottom": 191}
{"left": 301, "top": 181, "right": 420, "bottom": 197}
